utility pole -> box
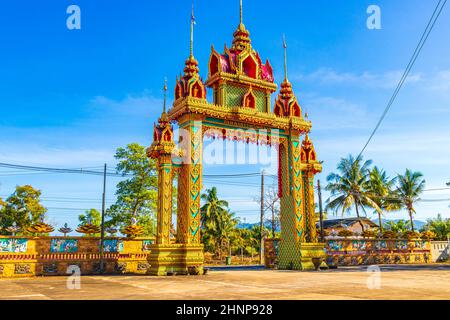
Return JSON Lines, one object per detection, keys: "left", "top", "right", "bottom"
{"left": 99, "top": 163, "right": 107, "bottom": 273}
{"left": 260, "top": 170, "right": 265, "bottom": 265}
{"left": 317, "top": 180, "right": 325, "bottom": 242}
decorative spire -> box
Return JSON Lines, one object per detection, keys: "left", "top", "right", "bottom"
{"left": 240, "top": 0, "right": 243, "bottom": 25}
{"left": 232, "top": 0, "right": 251, "bottom": 51}
{"left": 190, "top": 3, "right": 196, "bottom": 58}
{"left": 283, "top": 34, "right": 288, "bottom": 82}
{"left": 163, "top": 77, "right": 167, "bottom": 113}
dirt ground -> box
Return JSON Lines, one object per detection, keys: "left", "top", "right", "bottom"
{"left": 0, "top": 264, "right": 449, "bottom": 300}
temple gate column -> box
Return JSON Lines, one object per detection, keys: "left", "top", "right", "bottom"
{"left": 176, "top": 115, "right": 203, "bottom": 245}
{"left": 278, "top": 132, "right": 306, "bottom": 270}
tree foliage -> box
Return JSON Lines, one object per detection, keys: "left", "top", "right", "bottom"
{"left": 384, "top": 220, "right": 411, "bottom": 234}
{"left": 422, "top": 214, "right": 450, "bottom": 240}
{"left": 0, "top": 185, "right": 47, "bottom": 235}
{"left": 106, "top": 143, "right": 159, "bottom": 236}
{"left": 395, "top": 169, "right": 425, "bottom": 232}
{"left": 78, "top": 209, "right": 101, "bottom": 227}
{"left": 325, "top": 155, "right": 380, "bottom": 232}
{"left": 366, "top": 167, "right": 400, "bottom": 232}
{"left": 201, "top": 187, "right": 239, "bottom": 259}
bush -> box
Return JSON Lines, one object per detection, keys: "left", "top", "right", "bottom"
{"left": 361, "top": 230, "right": 377, "bottom": 238}
{"left": 402, "top": 231, "right": 421, "bottom": 239}
{"left": 382, "top": 230, "right": 397, "bottom": 239}
{"left": 338, "top": 229, "right": 354, "bottom": 238}
{"left": 420, "top": 230, "right": 436, "bottom": 240}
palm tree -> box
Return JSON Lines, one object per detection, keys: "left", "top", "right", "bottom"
{"left": 200, "top": 187, "right": 238, "bottom": 259}
{"left": 201, "top": 187, "right": 229, "bottom": 230}
{"left": 396, "top": 169, "right": 425, "bottom": 232}
{"left": 326, "top": 155, "right": 380, "bottom": 233}
{"left": 366, "top": 167, "right": 400, "bottom": 233}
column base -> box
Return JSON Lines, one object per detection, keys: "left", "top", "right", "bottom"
{"left": 147, "top": 244, "right": 204, "bottom": 276}
{"left": 278, "top": 243, "right": 326, "bottom": 271}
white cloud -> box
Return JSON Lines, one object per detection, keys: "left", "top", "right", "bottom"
{"left": 428, "top": 70, "right": 450, "bottom": 93}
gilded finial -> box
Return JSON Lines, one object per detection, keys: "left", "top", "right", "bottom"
{"left": 283, "top": 34, "right": 288, "bottom": 82}
{"left": 163, "top": 77, "right": 168, "bottom": 113}
{"left": 190, "top": 3, "right": 196, "bottom": 58}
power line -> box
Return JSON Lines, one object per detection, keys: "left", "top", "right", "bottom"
{"left": 0, "top": 160, "right": 264, "bottom": 179}
{"left": 358, "top": 0, "right": 447, "bottom": 158}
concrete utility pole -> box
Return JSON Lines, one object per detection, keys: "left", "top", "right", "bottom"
{"left": 99, "top": 163, "right": 107, "bottom": 273}
{"left": 260, "top": 170, "right": 265, "bottom": 265}
{"left": 317, "top": 180, "right": 325, "bottom": 242}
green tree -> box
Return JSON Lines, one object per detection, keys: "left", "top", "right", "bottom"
{"left": 201, "top": 187, "right": 229, "bottom": 230}
{"left": 325, "top": 155, "right": 380, "bottom": 232}
{"left": 78, "top": 209, "right": 101, "bottom": 227}
{"left": 201, "top": 187, "right": 239, "bottom": 259}
{"left": 366, "top": 167, "right": 400, "bottom": 233}
{"left": 0, "top": 185, "right": 47, "bottom": 235}
{"left": 396, "top": 169, "right": 425, "bottom": 232}
{"left": 106, "top": 143, "right": 158, "bottom": 236}
{"left": 422, "top": 214, "right": 450, "bottom": 240}
{"left": 384, "top": 220, "right": 411, "bottom": 234}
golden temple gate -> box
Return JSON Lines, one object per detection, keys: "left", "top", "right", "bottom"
{"left": 147, "top": 1, "right": 325, "bottom": 275}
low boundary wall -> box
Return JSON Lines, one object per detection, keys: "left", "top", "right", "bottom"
{"left": 0, "top": 236, "right": 155, "bottom": 278}
{"left": 264, "top": 238, "right": 432, "bottom": 268}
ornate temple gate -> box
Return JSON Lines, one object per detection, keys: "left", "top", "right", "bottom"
{"left": 147, "top": 2, "right": 326, "bottom": 275}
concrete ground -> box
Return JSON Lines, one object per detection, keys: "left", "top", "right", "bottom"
{"left": 0, "top": 264, "right": 449, "bottom": 300}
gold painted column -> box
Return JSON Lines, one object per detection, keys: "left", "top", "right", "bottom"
{"left": 176, "top": 116, "right": 203, "bottom": 245}
{"left": 278, "top": 132, "right": 306, "bottom": 270}
{"left": 303, "top": 171, "right": 318, "bottom": 243}
{"left": 155, "top": 154, "right": 173, "bottom": 245}
{"left": 300, "top": 135, "right": 322, "bottom": 243}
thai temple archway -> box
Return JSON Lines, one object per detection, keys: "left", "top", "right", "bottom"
{"left": 147, "top": 1, "right": 325, "bottom": 275}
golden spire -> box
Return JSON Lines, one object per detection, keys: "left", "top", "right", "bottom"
{"left": 232, "top": 0, "right": 251, "bottom": 51}
{"left": 163, "top": 77, "right": 167, "bottom": 113}
{"left": 283, "top": 34, "right": 288, "bottom": 82}
{"left": 190, "top": 3, "right": 196, "bottom": 58}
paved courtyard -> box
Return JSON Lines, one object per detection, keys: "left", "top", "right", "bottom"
{"left": 0, "top": 264, "right": 449, "bottom": 300}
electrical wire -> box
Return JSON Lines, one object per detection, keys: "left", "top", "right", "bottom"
{"left": 357, "top": 0, "right": 447, "bottom": 158}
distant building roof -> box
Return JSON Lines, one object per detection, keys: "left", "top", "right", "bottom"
{"left": 317, "top": 218, "right": 379, "bottom": 229}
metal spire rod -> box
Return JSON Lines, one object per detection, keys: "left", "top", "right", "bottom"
{"left": 240, "top": 0, "right": 243, "bottom": 24}
{"left": 163, "top": 78, "right": 167, "bottom": 113}
{"left": 283, "top": 34, "right": 288, "bottom": 81}
{"left": 190, "top": 3, "right": 195, "bottom": 58}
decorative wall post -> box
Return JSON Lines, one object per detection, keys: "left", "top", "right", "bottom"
{"left": 300, "top": 135, "right": 322, "bottom": 243}
{"left": 148, "top": 111, "right": 175, "bottom": 245}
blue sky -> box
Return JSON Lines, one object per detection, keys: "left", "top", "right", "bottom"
{"left": 0, "top": 0, "right": 449, "bottom": 230}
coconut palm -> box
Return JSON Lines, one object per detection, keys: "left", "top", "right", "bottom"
{"left": 366, "top": 167, "right": 400, "bottom": 233}
{"left": 201, "top": 187, "right": 238, "bottom": 259}
{"left": 201, "top": 187, "right": 229, "bottom": 230}
{"left": 325, "top": 155, "right": 380, "bottom": 232}
{"left": 395, "top": 169, "right": 425, "bottom": 232}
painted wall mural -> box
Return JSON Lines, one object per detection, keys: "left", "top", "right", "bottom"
{"left": 142, "top": 239, "right": 154, "bottom": 251}
{"left": 0, "top": 238, "right": 28, "bottom": 253}
{"left": 102, "top": 239, "right": 123, "bottom": 253}
{"left": 50, "top": 239, "right": 78, "bottom": 253}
